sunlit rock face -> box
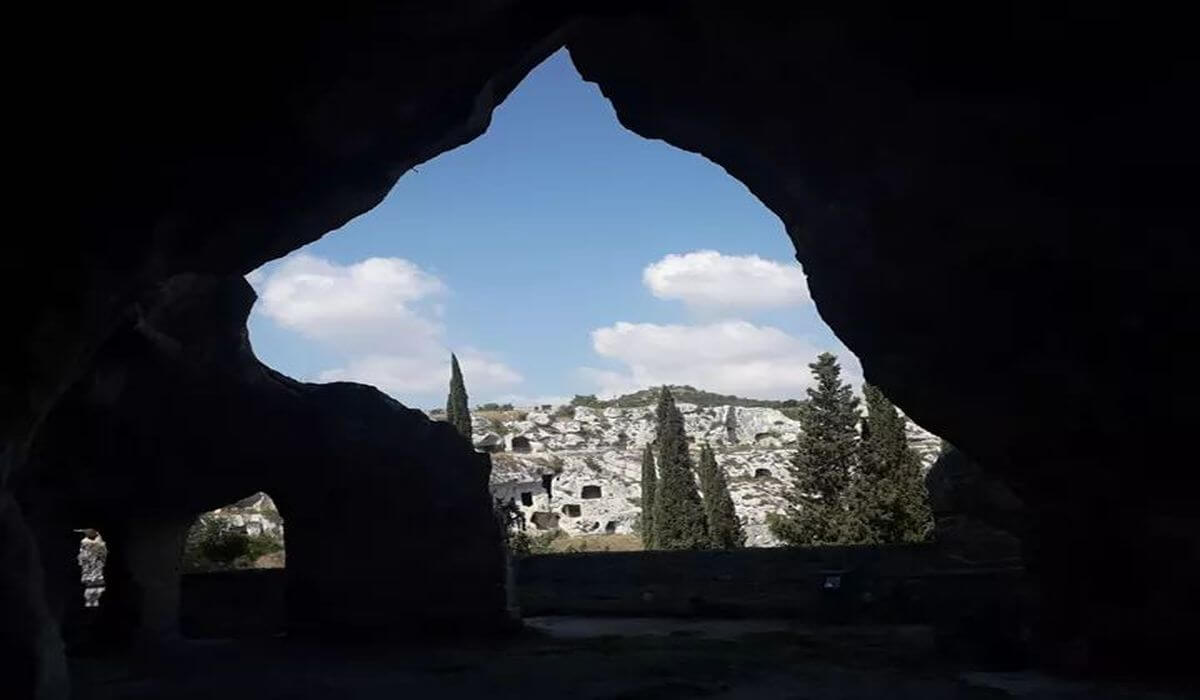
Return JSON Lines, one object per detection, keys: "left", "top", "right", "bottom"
{"left": 483, "top": 404, "right": 940, "bottom": 547}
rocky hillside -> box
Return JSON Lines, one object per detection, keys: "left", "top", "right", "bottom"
{"left": 478, "top": 403, "right": 941, "bottom": 548}
{"left": 568, "top": 385, "right": 805, "bottom": 417}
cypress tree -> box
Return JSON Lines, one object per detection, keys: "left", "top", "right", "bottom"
{"left": 853, "top": 383, "right": 933, "bottom": 543}
{"left": 640, "top": 444, "right": 657, "bottom": 549}
{"left": 445, "top": 353, "right": 472, "bottom": 440}
{"left": 652, "top": 386, "right": 709, "bottom": 549}
{"left": 768, "top": 352, "right": 862, "bottom": 546}
{"left": 860, "top": 384, "right": 907, "bottom": 478}
{"left": 697, "top": 443, "right": 745, "bottom": 549}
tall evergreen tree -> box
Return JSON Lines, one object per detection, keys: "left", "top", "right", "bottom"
{"left": 859, "top": 384, "right": 907, "bottom": 478}
{"left": 445, "top": 353, "right": 472, "bottom": 440}
{"left": 768, "top": 352, "right": 862, "bottom": 546}
{"left": 652, "top": 387, "right": 709, "bottom": 549}
{"left": 697, "top": 443, "right": 745, "bottom": 549}
{"left": 853, "top": 383, "right": 933, "bottom": 543}
{"left": 640, "top": 444, "right": 657, "bottom": 549}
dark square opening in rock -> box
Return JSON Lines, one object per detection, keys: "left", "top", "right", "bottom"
{"left": 530, "top": 512, "right": 560, "bottom": 531}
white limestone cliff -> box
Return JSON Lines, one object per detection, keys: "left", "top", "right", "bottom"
{"left": 480, "top": 404, "right": 940, "bottom": 548}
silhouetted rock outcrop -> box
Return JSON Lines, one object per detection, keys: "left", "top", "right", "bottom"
{"left": 21, "top": 275, "right": 506, "bottom": 651}
{"left": 567, "top": 6, "right": 1196, "bottom": 674}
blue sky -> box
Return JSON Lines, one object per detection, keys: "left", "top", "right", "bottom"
{"left": 247, "top": 50, "right": 858, "bottom": 409}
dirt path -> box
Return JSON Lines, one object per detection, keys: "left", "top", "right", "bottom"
{"left": 71, "top": 619, "right": 1186, "bottom": 700}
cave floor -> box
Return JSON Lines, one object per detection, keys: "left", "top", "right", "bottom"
{"left": 71, "top": 617, "right": 1183, "bottom": 700}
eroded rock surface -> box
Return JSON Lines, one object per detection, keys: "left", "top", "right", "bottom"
{"left": 485, "top": 405, "right": 939, "bottom": 547}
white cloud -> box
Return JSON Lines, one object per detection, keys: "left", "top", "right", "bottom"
{"left": 257, "top": 254, "right": 445, "bottom": 349}
{"left": 583, "top": 320, "right": 857, "bottom": 400}
{"left": 251, "top": 253, "right": 521, "bottom": 401}
{"left": 316, "top": 349, "right": 522, "bottom": 397}
{"left": 642, "top": 250, "right": 809, "bottom": 310}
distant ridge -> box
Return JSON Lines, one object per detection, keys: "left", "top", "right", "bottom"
{"left": 570, "top": 385, "right": 806, "bottom": 419}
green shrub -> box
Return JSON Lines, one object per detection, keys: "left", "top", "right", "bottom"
{"left": 182, "top": 515, "right": 283, "bottom": 572}
{"left": 508, "top": 529, "right": 564, "bottom": 558}
{"left": 184, "top": 515, "right": 246, "bottom": 568}
{"left": 244, "top": 531, "right": 284, "bottom": 560}
{"left": 570, "top": 394, "right": 602, "bottom": 408}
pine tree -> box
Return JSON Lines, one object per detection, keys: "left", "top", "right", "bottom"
{"left": 640, "top": 444, "right": 657, "bottom": 549}
{"left": 445, "top": 353, "right": 472, "bottom": 440}
{"left": 768, "top": 352, "right": 862, "bottom": 546}
{"left": 697, "top": 443, "right": 745, "bottom": 549}
{"left": 652, "top": 386, "right": 709, "bottom": 549}
{"left": 853, "top": 383, "right": 933, "bottom": 543}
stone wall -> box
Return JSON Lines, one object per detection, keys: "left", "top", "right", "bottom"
{"left": 174, "top": 544, "right": 1027, "bottom": 667}
{"left": 519, "top": 545, "right": 1029, "bottom": 665}
{"left": 180, "top": 570, "right": 287, "bottom": 639}
{"left": 517, "top": 545, "right": 1021, "bottom": 619}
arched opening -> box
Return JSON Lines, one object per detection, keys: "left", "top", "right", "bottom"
{"left": 243, "top": 48, "right": 938, "bottom": 561}
{"left": 183, "top": 492, "right": 285, "bottom": 573}
{"left": 753, "top": 468, "right": 772, "bottom": 480}
{"left": 172, "top": 493, "right": 287, "bottom": 640}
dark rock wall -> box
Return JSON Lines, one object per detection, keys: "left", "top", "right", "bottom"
{"left": 2, "top": 2, "right": 1197, "bottom": 695}
{"left": 21, "top": 276, "right": 508, "bottom": 647}
{"left": 566, "top": 3, "right": 1196, "bottom": 673}
{"left": 4, "top": 5, "right": 571, "bottom": 696}
{"left": 4, "top": 4, "right": 572, "bottom": 478}
{"left": 924, "top": 447, "right": 1024, "bottom": 563}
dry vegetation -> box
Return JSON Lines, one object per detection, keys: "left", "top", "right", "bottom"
{"left": 544, "top": 533, "right": 643, "bottom": 553}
